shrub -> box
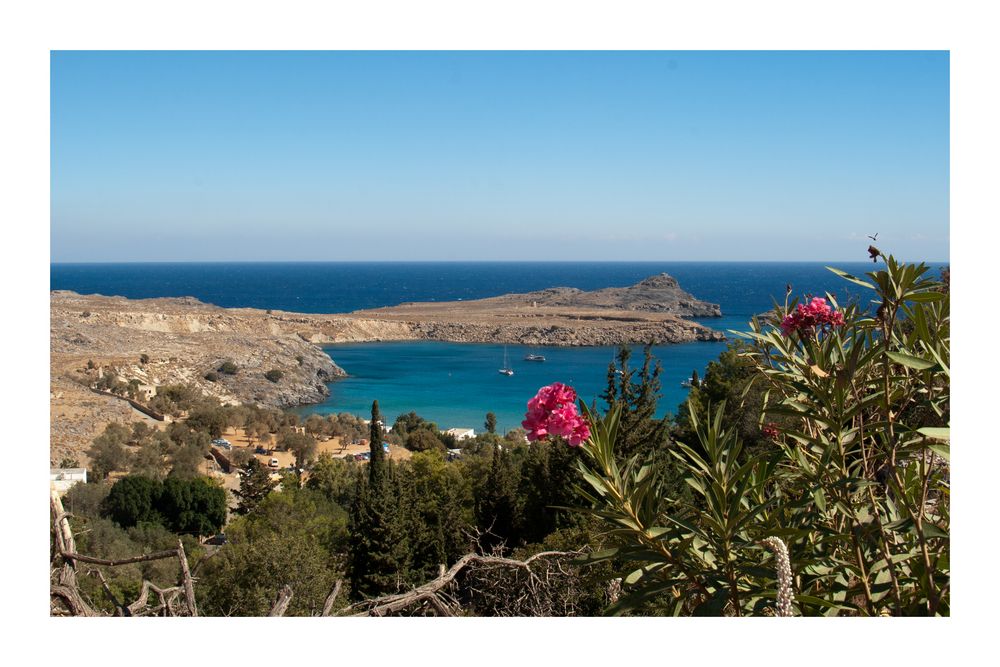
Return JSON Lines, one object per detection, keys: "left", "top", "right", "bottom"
{"left": 534, "top": 248, "right": 950, "bottom": 617}
{"left": 264, "top": 369, "right": 284, "bottom": 383}
{"left": 204, "top": 371, "right": 219, "bottom": 382}
{"left": 219, "top": 361, "right": 238, "bottom": 375}
{"left": 139, "top": 353, "right": 150, "bottom": 364}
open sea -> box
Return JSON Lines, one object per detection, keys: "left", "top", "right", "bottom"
{"left": 51, "top": 261, "right": 946, "bottom": 433}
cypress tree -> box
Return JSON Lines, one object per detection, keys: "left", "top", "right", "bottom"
{"left": 233, "top": 457, "right": 278, "bottom": 516}
{"left": 368, "top": 400, "right": 386, "bottom": 484}
{"left": 475, "top": 444, "right": 519, "bottom": 552}
{"left": 603, "top": 344, "right": 669, "bottom": 460}
{"left": 348, "top": 400, "right": 409, "bottom": 599}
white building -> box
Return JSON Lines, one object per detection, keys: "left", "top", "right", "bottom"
{"left": 444, "top": 427, "right": 475, "bottom": 441}
{"left": 50, "top": 468, "right": 87, "bottom": 495}
{"left": 136, "top": 384, "right": 157, "bottom": 401}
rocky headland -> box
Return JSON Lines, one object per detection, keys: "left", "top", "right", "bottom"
{"left": 50, "top": 275, "right": 722, "bottom": 462}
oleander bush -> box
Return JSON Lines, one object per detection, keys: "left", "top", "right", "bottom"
{"left": 527, "top": 247, "right": 950, "bottom": 616}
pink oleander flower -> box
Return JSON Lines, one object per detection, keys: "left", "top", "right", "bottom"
{"left": 780, "top": 296, "right": 845, "bottom": 337}
{"left": 522, "top": 382, "right": 591, "bottom": 446}
{"left": 762, "top": 423, "right": 780, "bottom": 441}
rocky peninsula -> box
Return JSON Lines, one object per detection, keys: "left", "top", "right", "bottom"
{"left": 50, "top": 275, "right": 722, "bottom": 462}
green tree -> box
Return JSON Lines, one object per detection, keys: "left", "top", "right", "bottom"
{"left": 392, "top": 410, "right": 438, "bottom": 443}
{"left": 306, "top": 453, "right": 359, "bottom": 509}
{"left": 101, "top": 475, "right": 163, "bottom": 528}
{"left": 87, "top": 423, "right": 132, "bottom": 480}
{"left": 401, "top": 449, "right": 474, "bottom": 581}
{"left": 279, "top": 431, "right": 318, "bottom": 468}
{"left": 484, "top": 412, "right": 497, "bottom": 434}
{"left": 674, "top": 340, "right": 767, "bottom": 452}
{"left": 186, "top": 406, "right": 228, "bottom": 439}
{"left": 517, "top": 439, "right": 585, "bottom": 544}
{"left": 368, "top": 401, "right": 387, "bottom": 478}
{"left": 264, "top": 369, "right": 284, "bottom": 383}
{"left": 475, "top": 444, "right": 520, "bottom": 552}
{"left": 348, "top": 400, "right": 409, "bottom": 599}
{"left": 601, "top": 344, "right": 688, "bottom": 508}
{"left": 233, "top": 457, "right": 278, "bottom": 516}
{"left": 405, "top": 428, "right": 445, "bottom": 453}
{"left": 198, "top": 488, "right": 344, "bottom": 616}
{"left": 130, "top": 437, "right": 168, "bottom": 479}
{"left": 159, "top": 476, "right": 226, "bottom": 535}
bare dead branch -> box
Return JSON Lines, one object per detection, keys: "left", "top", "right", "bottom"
{"left": 342, "top": 550, "right": 581, "bottom": 617}
{"left": 177, "top": 539, "right": 198, "bottom": 617}
{"left": 321, "top": 580, "right": 343, "bottom": 617}
{"left": 59, "top": 550, "right": 180, "bottom": 567}
{"left": 268, "top": 585, "right": 294, "bottom": 617}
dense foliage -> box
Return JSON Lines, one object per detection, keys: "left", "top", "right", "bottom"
{"left": 101, "top": 474, "right": 226, "bottom": 536}
{"left": 570, "top": 250, "right": 950, "bottom": 616}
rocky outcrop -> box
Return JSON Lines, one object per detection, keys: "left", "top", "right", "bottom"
{"left": 478, "top": 273, "right": 722, "bottom": 317}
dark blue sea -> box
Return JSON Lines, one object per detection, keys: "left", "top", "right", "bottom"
{"left": 51, "top": 261, "right": 946, "bottom": 432}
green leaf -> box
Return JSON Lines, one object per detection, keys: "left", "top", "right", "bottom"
{"left": 926, "top": 443, "right": 950, "bottom": 461}
{"left": 923, "top": 523, "right": 949, "bottom": 539}
{"left": 904, "top": 291, "right": 945, "bottom": 303}
{"left": 918, "top": 427, "right": 950, "bottom": 441}
{"left": 886, "top": 351, "right": 936, "bottom": 370}
{"left": 813, "top": 488, "right": 827, "bottom": 512}
{"left": 826, "top": 266, "right": 876, "bottom": 289}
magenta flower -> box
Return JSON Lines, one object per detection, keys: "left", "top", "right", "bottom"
{"left": 780, "top": 296, "right": 845, "bottom": 337}
{"left": 522, "top": 382, "right": 591, "bottom": 446}
{"left": 762, "top": 423, "right": 780, "bottom": 441}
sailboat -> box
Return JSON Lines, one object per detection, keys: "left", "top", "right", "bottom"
{"left": 498, "top": 345, "right": 514, "bottom": 376}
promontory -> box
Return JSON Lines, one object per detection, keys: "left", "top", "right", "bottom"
{"left": 50, "top": 274, "right": 722, "bottom": 462}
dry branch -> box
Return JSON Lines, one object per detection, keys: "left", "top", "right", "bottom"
{"left": 177, "top": 539, "right": 198, "bottom": 617}
{"left": 342, "top": 550, "right": 581, "bottom": 617}
{"left": 321, "top": 580, "right": 343, "bottom": 617}
{"left": 268, "top": 585, "right": 294, "bottom": 617}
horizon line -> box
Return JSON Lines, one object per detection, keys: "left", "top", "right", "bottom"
{"left": 50, "top": 258, "right": 950, "bottom": 265}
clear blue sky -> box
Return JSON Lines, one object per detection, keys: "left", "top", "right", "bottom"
{"left": 51, "top": 51, "right": 949, "bottom": 262}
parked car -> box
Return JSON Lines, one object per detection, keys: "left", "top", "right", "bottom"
{"left": 269, "top": 458, "right": 280, "bottom": 469}
{"left": 255, "top": 447, "right": 267, "bottom": 455}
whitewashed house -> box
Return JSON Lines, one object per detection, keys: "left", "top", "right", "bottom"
{"left": 50, "top": 468, "right": 87, "bottom": 495}
{"left": 444, "top": 427, "right": 475, "bottom": 441}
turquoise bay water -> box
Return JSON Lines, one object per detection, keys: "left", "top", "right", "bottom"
{"left": 294, "top": 340, "right": 730, "bottom": 433}
{"left": 53, "top": 261, "right": 947, "bottom": 433}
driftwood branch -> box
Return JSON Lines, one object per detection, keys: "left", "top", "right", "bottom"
{"left": 50, "top": 489, "right": 96, "bottom": 616}
{"left": 50, "top": 489, "right": 201, "bottom": 617}
{"left": 60, "top": 550, "right": 179, "bottom": 567}
{"left": 342, "top": 550, "right": 580, "bottom": 617}
{"left": 268, "top": 585, "right": 294, "bottom": 616}
{"left": 128, "top": 581, "right": 183, "bottom": 617}
{"left": 177, "top": 539, "right": 198, "bottom": 617}
{"left": 321, "top": 580, "right": 343, "bottom": 617}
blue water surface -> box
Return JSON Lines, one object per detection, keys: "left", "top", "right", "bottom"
{"left": 52, "top": 261, "right": 947, "bottom": 431}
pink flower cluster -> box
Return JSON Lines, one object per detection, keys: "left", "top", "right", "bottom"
{"left": 522, "top": 383, "right": 591, "bottom": 447}
{"left": 780, "top": 297, "right": 845, "bottom": 337}
{"left": 762, "top": 423, "right": 780, "bottom": 441}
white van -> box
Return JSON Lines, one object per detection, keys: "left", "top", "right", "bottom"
{"left": 269, "top": 457, "right": 280, "bottom": 469}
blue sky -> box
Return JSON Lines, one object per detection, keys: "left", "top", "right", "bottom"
{"left": 50, "top": 51, "right": 949, "bottom": 262}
